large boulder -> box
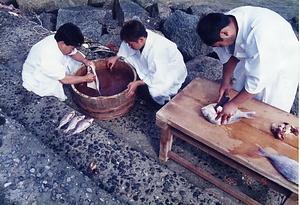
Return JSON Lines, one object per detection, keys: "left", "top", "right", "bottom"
{"left": 16, "top": 0, "right": 88, "bottom": 13}
{"left": 56, "top": 6, "right": 113, "bottom": 41}
{"left": 161, "top": 10, "right": 212, "bottom": 62}
{"left": 115, "top": 0, "right": 160, "bottom": 29}
{"left": 88, "top": 0, "right": 115, "bottom": 9}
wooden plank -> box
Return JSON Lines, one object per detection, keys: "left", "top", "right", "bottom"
{"left": 168, "top": 151, "right": 261, "bottom": 205}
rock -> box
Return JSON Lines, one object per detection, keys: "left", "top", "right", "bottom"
{"left": 115, "top": 0, "right": 160, "bottom": 29}
{"left": 0, "top": 11, "right": 50, "bottom": 65}
{"left": 186, "top": 55, "right": 222, "bottom": 82}
{"left": 161, "top": 10, "right": 212, "bottom": 62}
{"left": 16, "top": 0, "right": 88, "bottom": 14}
{"left": 88, "top": 0, "right": 115, "bottom": 9}
{"left": 38, "top": 12, "right": 56, "bottom": 31}
{"left": 188, "top": 4, "right": 224, "bottom": 17}
{"left": 145, "top": 2, "right": 172, "bottom": 22}
{"left": 56, "top": 6, "right": 113, "bottom": 41}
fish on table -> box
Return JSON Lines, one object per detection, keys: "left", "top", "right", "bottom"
{"left": 201, "top": 103, "right": 255, "bottom": 125}
{"left": 256, "top": 144, "right": 299, "bottom": 185}
{"left": 64, "top": 115, "right": 85, "bottom": 134}
{"left": 56, "top": 111, "right": 75, "bottom": 130}
{"left": 68, "top": 118, "right": 94, "bottom": 135}
{"left": 270, "top": 122, "right": 299, "bottom": 140}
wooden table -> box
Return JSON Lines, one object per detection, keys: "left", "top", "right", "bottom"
{"left": 156, "top": 77, "right": 298, "bottom": 205}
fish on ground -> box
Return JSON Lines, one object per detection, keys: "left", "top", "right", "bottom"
{"left": 68, "top": 118, "right": 94, "bottom": 135}
{"left": 64, "top": 115, "right": 85, "bottom": 133}
{"left": 56, "top": 111, "right": 75, "bottom": 130}
{"left": 256, "top": 144, "right": 298, "bottom": 185}
{"left": 201, "top": 103, "right": 255, "bottom": 125}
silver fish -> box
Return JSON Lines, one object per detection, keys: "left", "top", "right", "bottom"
{"left": 64, "top": 115, "right": 85, "bottom": 133}
{"left": 256, "top": 145, "right": 298, "bottom": 185}
{"left": 68, "top": 118, "right": 94, "bottom": 135}
{"left": 201, "top": 103, "right": 255, "bottom": 125}
{"left": 56, "top": 111, "right": 75, "bottom": 130}
{"left": 87, "top": 64, "right": 101, "bottom": 95}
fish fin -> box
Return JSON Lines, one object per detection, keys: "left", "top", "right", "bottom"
{"left": 246, "top": 111, "right": 256, "bottom": 119}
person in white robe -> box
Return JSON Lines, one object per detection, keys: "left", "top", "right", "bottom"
{"left": 197, "top": 6, "right": 299, "bottom": 124}
{"left": 106, "top": 20, "right": 187, "bottom": 105}
{"left": 22, "top": 23, "right": 96, "bottom": 101}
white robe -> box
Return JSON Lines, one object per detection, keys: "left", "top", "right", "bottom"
{"left": 117, "top": 30, "right": 187, "bottom": 105}
{"left": 22, "top": 35, "right": 82, "bottom": 101}
{"left": 214, "top": 6, "right": 299, "bottom": 112}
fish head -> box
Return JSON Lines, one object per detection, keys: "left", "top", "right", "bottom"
{"left": 87, "top": 118, "right": 94, "bottom": 123}
{"left": 201, "top": 103, "right": 218, "bottom": 119}
{"left": 77, "top": 115, "right": 86, "bottom": 121}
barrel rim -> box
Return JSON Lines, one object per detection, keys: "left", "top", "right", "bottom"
{"left": 70, "top": 58, "right": 137, "bottom": 100}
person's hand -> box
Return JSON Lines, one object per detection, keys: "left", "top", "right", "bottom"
{"left": 84, "top": 72, "right": 96, "bottom": 83}
{"left": 106, "top": 56, "right": 119, "bottom": 70}
{"left": 217, "top": 82, "right": 232, "bottom": 103}
{"left": 125, "top": 81, "right": 139, "bottom": 98}
{"left": 83, "top": 59, "right": 95, "bottom": 68}
{"left": 215, "top": 101, "right": 238, "bottom": 125}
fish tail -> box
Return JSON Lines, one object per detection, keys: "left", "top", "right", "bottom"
{"left": 256, "top": 144, "right": 267, "bottom": 156}
{"left": 63, "top": 129, "right": 69, "bottom": 133}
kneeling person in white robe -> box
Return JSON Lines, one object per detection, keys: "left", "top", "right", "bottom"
{"left": 106, "top": 20, "right": 187, "bottom": 105}
{"left": 22, "top": 23, "right": 96, "bottom": 101}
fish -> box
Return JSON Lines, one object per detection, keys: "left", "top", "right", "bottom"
{"left": 270, "top": 122, "right": 299, "bottom": 140}
{"left": 56, "top": 111, "right": 75, "bottom": 130}
{"left": 87, "top": 64, "right": 101, "bottom": 95}
{"left": 201, "top": 103, "right": 255, "bottom": 125}
{"left": 256, "top": 144, "right": 298, "bottom": 185}
{"left": 68, "top": 118, "right": 94, "bottom": 135}
{"left": 64, "top": 115, "right": 85, "bottom": 133}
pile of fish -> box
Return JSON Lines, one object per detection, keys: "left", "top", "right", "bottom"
{"left": 56, "top": 111, "right": 94, "bottom": 135}
{"left": 256, "top": 145, "right": 299, "bottom": 185}
{"left": 270, "top": 122, "right": 299, "bottom": 140}
{"left": 201, "top": 103, "right": 255, "bottom": 125}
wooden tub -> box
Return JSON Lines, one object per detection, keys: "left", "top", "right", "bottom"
{"left": 71, "top": 58, "right": 137, "bottom": 120}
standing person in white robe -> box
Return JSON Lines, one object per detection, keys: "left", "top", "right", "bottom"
{"left": 22, "top": 23, "right": 96, "bottom": 101}
{"left": 197, "top": 6, "right": 299, "bottom": 124}
{"left": 106, "top": 20, "right": 187, "bottom": 105}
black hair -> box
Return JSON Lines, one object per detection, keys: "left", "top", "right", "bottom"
{"left": 54, "top": 23, "right": 84, "bottom": 47}
{"left": 120, "top": 20, "right": 148, "bottom": 42}
{"left": 196, "top": 13, "right": 230, "bottom": 46}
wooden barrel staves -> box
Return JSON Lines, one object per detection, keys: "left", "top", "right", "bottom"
{"left": 71, "top": 58, "right": 137, "bottom": 120}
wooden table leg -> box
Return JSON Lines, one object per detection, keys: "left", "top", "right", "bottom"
{"left": 159, "top": 126, "right": 173, "bottom": 162}
{"left": 283, "top": 193, "right": 298, "bottom": 205}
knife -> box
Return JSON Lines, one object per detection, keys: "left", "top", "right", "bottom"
{"left": 214, "top": 78, "right": 236, "bottom": 111}
{"left": 215, "top": 94, "right": 230, "bottom": 111}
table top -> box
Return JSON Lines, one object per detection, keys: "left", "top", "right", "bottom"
{"left": 156, "top": 77, "right": 299, "bottom": 193}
